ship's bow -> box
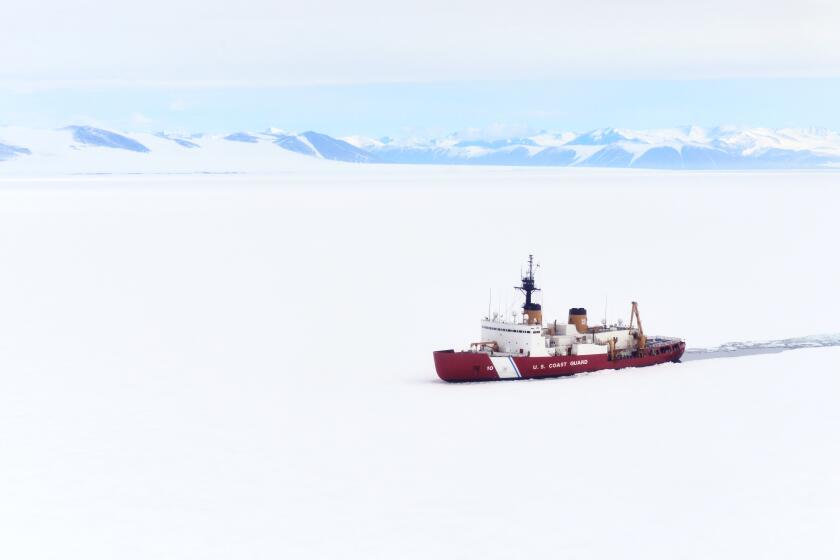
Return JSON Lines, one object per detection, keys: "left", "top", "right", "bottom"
{"left": 433, "top": 350, "right": 497, "bottom": 382}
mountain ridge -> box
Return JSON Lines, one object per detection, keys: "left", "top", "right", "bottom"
{"left": 2, "top": 124, "right": 839, "bottom": 172}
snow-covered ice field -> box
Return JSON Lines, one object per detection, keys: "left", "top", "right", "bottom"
{"left": 1, "top": 167, "right": 838, "bottom": 558}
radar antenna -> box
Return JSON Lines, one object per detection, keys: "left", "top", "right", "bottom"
{"left": 515, "top": 254, "right": 542, "bottom": 325}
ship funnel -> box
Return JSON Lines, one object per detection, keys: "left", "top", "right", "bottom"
{"left": 568, "top": 308, "right": 588, "bottom": 333}
{"left": 524, "top": 308, "right": 542, "bottom": 325}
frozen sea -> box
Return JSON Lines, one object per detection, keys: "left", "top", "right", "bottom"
{"left": 0, "top": 167, "right": 838, "bottom": 559}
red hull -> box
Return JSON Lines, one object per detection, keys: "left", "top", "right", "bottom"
{"left": 434, "top": 341, "right": 685, "bottom": 382}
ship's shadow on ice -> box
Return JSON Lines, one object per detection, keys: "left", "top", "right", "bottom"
{"left": 683, "top": 333, "right": 840, "bottom": 362}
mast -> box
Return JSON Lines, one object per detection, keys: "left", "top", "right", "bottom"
{"left": 515, "top": 254, "right": 542, "bottom": 325}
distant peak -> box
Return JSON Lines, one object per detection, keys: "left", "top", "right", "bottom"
{"left": 571, "top": 127, "right": 637, "bottom": 145}
{"left": 64, "top": 125, "right": 149, "bottom": 153}
{"left": 224, "top": 132, "right": 259, "bottom": 143}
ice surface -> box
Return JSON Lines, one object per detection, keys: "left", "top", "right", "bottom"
{"left": 0, "top": 168, "right": 838, "bottom": 559}
{"left": 685, "top": 333, "right": 840, "bottom": 361}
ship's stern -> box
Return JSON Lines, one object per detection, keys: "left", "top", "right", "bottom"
{"left": 674, "top": 340, "right": 686, "bottom": 362}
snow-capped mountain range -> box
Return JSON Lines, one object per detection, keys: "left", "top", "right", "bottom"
{"left": 2, "top": 125, "right": 840, "bottom": 174}
{"left": 352, "top": 126, "right": 840, "bottom": 169}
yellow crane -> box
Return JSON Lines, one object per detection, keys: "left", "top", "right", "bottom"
{"left": 629, "top": 301, "right": 647, "bottom": 350}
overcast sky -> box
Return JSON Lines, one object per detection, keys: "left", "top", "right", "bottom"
{"left": 2, "top": 0, "right": 839, "bottom": 134}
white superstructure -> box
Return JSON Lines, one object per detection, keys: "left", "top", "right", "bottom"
{"left": 479, "top": 318, "right": 637, "bottom": 358}
{"left": 480, "top": 319, "right": 548, "bottom": 356}
{"left": 470, "top": 255, "right": 647, "bottom": 360}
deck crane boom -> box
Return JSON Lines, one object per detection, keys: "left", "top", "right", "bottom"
{"left": 629, "top": 301, "right": 647, "bottom": 350}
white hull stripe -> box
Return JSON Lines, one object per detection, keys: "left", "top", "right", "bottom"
{"left": 490, "top": 356, "right": 522, "bottom": 379}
